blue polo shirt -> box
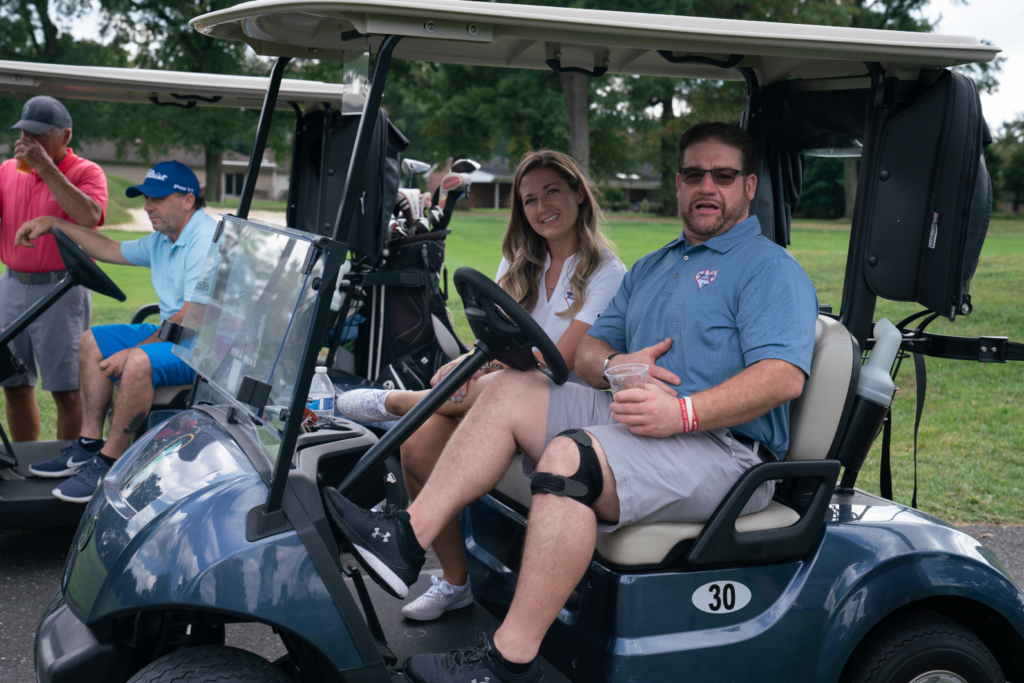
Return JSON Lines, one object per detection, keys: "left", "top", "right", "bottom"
{"left": 120, "top": 210, "right": 218, "bottom": 320}
{"left": 588, "top": 216, "right": 818, "bottom": 458}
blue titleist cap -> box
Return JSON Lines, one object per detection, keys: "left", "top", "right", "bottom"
{"left": 126, "top": 161, "right": 200, "bottom": 199}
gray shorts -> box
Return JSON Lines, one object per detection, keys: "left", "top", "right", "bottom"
{"left": 0, "top": 271, "right": 92, "bottom": 392}
{"left": 536, "top": 379, "right": 774, "bottom": 531}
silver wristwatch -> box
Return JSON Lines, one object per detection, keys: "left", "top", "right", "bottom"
{"left": 601, "top": 353, "right": 624, "bottom": 381}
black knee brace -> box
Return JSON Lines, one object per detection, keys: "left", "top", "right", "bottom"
{"left": 531, "top": 429, "right": 603, "bottom": 507}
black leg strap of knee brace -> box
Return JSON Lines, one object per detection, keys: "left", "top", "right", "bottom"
{"left": 531, "top": 429, "right": 604, "bottom": 507}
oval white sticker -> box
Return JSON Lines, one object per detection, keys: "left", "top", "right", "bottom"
{"left": 691, "top": 581, "right": 752, "bottom": 614}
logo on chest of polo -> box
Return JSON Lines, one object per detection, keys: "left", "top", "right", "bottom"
{"left": 695, "top": 269, "right": 718, "bottom": 290}
{"left": 563, "top": 285, "right": 574, "bottom": 305}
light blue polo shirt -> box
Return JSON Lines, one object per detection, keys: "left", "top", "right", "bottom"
{"left": 120, "top": 209, "right": 218, "bottom": 320}
{"left": 588, "top": 216, "right": 818, "bottom": 458}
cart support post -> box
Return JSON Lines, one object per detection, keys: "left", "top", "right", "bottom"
{"left": 331, "top": 35, "right": 403, "bottom": 244}
{"left": 261, "top": 237, "right": 346, "bottom": 519}
{"left": 238, "top": 56, "right": 291, "bottom": 219}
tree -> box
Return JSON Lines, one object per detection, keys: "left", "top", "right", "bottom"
{"left": 0, "top": 0, "right": 130, "bottom": 142}
{"left": 97, "top": 0, "right": 261, "bottom": 202}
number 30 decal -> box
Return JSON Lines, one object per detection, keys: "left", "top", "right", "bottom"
{"left": 691, "top": 581, "right": 752, "bottom": 614}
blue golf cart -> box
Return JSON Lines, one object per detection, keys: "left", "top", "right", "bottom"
{"left": 34, "top": 1, "right": 1024, "bottom": 682}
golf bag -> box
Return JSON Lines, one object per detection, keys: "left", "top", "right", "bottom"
{"left": 353, "top": 231, "right": 465, "bottom": 391}
{"left": 287, "top": 105, "right": 408, "bottom": 256}
{"left": 858, "top": 70, "right": 992, "bottom": 320}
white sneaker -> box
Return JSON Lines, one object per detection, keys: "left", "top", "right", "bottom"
{"left": 336, "top": 388, "right": 400, "bottom": 423}
{"left": 401, "top": 575, "right": 474, "bottom": 621}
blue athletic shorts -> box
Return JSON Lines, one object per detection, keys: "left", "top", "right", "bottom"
{"left": 91, "top": 323, "right": 196, "bottom": 388}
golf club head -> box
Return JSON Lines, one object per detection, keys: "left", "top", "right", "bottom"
{"left": 450, "top": 158, "right": 481, "bottom": 174}
{"left": 438, "top": 172, "right": 471, "bottom": 210}
{"left": 402, "top": 158, "right": 432, "bottom": 188}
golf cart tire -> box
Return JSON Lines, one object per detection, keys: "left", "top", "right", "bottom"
{"left": 34, "top": 589, "right": 65, "bottom": 672}
{"left": 842, "top": 609, "right": 1003, "bottom": 683}
{"left": 127, "top": 645, "right": 291, "bottom": 683}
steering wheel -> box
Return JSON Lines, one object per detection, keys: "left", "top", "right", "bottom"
{"left": 453, "top": 267, "right": 568, "bottom": 385}
{"left": 53, "top": 227, "right": 126, "bottom": 302}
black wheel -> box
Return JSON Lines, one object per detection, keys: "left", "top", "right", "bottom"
{"left": 843, "top": 610, "right": 1003, "bottom": 683}
{"left": 127, "top": 645, "right": 291, "bottom": 683}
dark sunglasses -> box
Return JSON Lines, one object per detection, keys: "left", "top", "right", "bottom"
{"left": 679, "top": 167, "right": 749, "bottom": 186}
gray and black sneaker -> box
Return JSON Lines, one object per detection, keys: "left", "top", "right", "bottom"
{"left": 322, "top": 487, "right": 425, "bottom": 598}
{"left": 405, "top": 631, "right": 543, "bottom": 683}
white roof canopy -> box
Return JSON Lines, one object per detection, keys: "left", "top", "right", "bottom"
{"left": 0, "top": 60, "right": 346, "bottom": 109}
{"left": 191, "top": 0, "right": 1000, "bottom": 85}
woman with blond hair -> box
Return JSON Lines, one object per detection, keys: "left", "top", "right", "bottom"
{"left": 336, "top": 149, "right": 626, "bottom": 619}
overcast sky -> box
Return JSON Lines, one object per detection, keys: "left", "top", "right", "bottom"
{"left": 66, "top": 0, "right": 1022, "bottom": 131}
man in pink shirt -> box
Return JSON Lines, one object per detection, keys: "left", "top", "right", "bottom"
{"left": 0, "top": 96, "right": 107, "bottom": 442}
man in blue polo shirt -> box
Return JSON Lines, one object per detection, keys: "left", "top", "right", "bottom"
{"left": 14, "top": 160, "right": 217, "bottom": 503}
{"left": 320, "top": 123, "right": 819, "bottom": 683}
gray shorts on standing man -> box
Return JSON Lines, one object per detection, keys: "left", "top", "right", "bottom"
{"left": 0, "top": 270, "right": 91, "bottom": 391}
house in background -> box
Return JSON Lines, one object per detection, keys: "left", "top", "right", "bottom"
{"left": 461, "top": 157, "right": 658, "bottom": 210}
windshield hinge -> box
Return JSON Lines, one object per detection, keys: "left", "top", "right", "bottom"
{"left": 302, "top": 244, "right": 321, "bottom": 274}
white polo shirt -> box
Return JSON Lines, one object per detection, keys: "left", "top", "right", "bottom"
{"left": 497, "top": 248, "right": 626, "bottom": 384}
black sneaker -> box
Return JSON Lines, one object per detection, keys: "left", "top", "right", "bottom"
{"left": 322, "top": 487, "right": 425, "bottom": 598}
{"left": 405, "top": 631, "right": 543, "bottom": 683}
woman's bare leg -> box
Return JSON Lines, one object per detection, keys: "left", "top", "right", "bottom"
{"left": 401, "top": 413, "right": 468, "bottom": 585}
{"left": 385, "top": 371, "right": 501, "bottom": 418}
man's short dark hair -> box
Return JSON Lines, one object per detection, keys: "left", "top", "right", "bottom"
{"left": 191, "top": 194, "right": 206, "bottom": 209}
{"left": 678, "top": 122, "right": 757, "bottom": 175}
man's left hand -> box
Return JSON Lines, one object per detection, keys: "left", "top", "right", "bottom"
{"left": 14, "top": 217, "right": 56, "bottom": 248}
{"left": 609, "top": 383, "right": 685, "bottom": 438}
{"left": 99, "top": 349, "right": 132, "bottom": 379}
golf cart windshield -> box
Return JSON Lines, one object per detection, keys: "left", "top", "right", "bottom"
{"left": 173, "top": 215, "right": 325, "bottom": 458}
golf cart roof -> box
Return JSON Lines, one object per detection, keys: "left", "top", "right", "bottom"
{"left": 191, "top": 0, "right": 1000, "bottom": 84}
{"left": 0, "top": 59, "right": 346, "bottom": 110}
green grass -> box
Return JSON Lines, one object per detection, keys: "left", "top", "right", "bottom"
{"left": 104, "top": 173, "right": 146, "bottom": 226}
{"left": 206, "top": 199, "right": 288, "bottom": 212}
{"left": 3, "top": 215, "right": 1022, "bottom": 523}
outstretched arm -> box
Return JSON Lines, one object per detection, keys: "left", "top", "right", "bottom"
{"left": 14, "top": 216, "right": 130, "bottom": 265}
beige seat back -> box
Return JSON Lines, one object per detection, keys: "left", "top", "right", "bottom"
{"left": 786, "top": 315, "right": 859, "bottom": 461}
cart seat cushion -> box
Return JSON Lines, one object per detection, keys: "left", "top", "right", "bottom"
{"left": 787, "top": 315, "right": 858, "bottom": 461}
{"left": 594, "top": 500, "right": 799, "bottom": 566}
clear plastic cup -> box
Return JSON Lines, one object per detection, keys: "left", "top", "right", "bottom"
{"left": 606, "top": 363, "right": 649, "bottom": 397}
{"left": 16, "top": 158, "right": 32, "bottom": 174}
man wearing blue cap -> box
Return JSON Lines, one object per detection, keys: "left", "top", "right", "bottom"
{"left": 14, "top": 160, "right": 217, "bottom": 502}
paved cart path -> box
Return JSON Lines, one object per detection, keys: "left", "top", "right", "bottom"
{"left": 2, "top": 525, "right": 1021, "bottom": 683}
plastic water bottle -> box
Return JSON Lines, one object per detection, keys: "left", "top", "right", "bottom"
{"left": 307, "top": 367, "right": 336, "bottom": 419}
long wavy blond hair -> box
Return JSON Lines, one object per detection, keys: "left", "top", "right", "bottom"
{"left": 497, "top": 150, "right": 616, "bottom": 319}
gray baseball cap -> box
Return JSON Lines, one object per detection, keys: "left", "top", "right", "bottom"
{"left": 10, "top": 96, "right": 73, "bottom": 135}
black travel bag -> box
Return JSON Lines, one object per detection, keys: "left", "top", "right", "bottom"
{"left": 858, "top": 70, "right": 993, "bottom": 320}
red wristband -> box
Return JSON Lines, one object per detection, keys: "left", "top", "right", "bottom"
{"left": 679, "top": 396, "right": 699, "bottom": 433}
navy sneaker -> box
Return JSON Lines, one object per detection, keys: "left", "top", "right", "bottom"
{"left": 322, "top": 487, "right": 425, "bottom": 598}
{"left": 28, "top": 440, "right": 98, "bottom": 478}
{"left": 405, "top": 631, "right": 543, "bottom": 683}
{"left": 52, "top": 456, "right": 109, "bottom": 504}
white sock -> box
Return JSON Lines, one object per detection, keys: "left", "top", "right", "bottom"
{"left": 447, "top": 580, "right": 469, "bottom": 591}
